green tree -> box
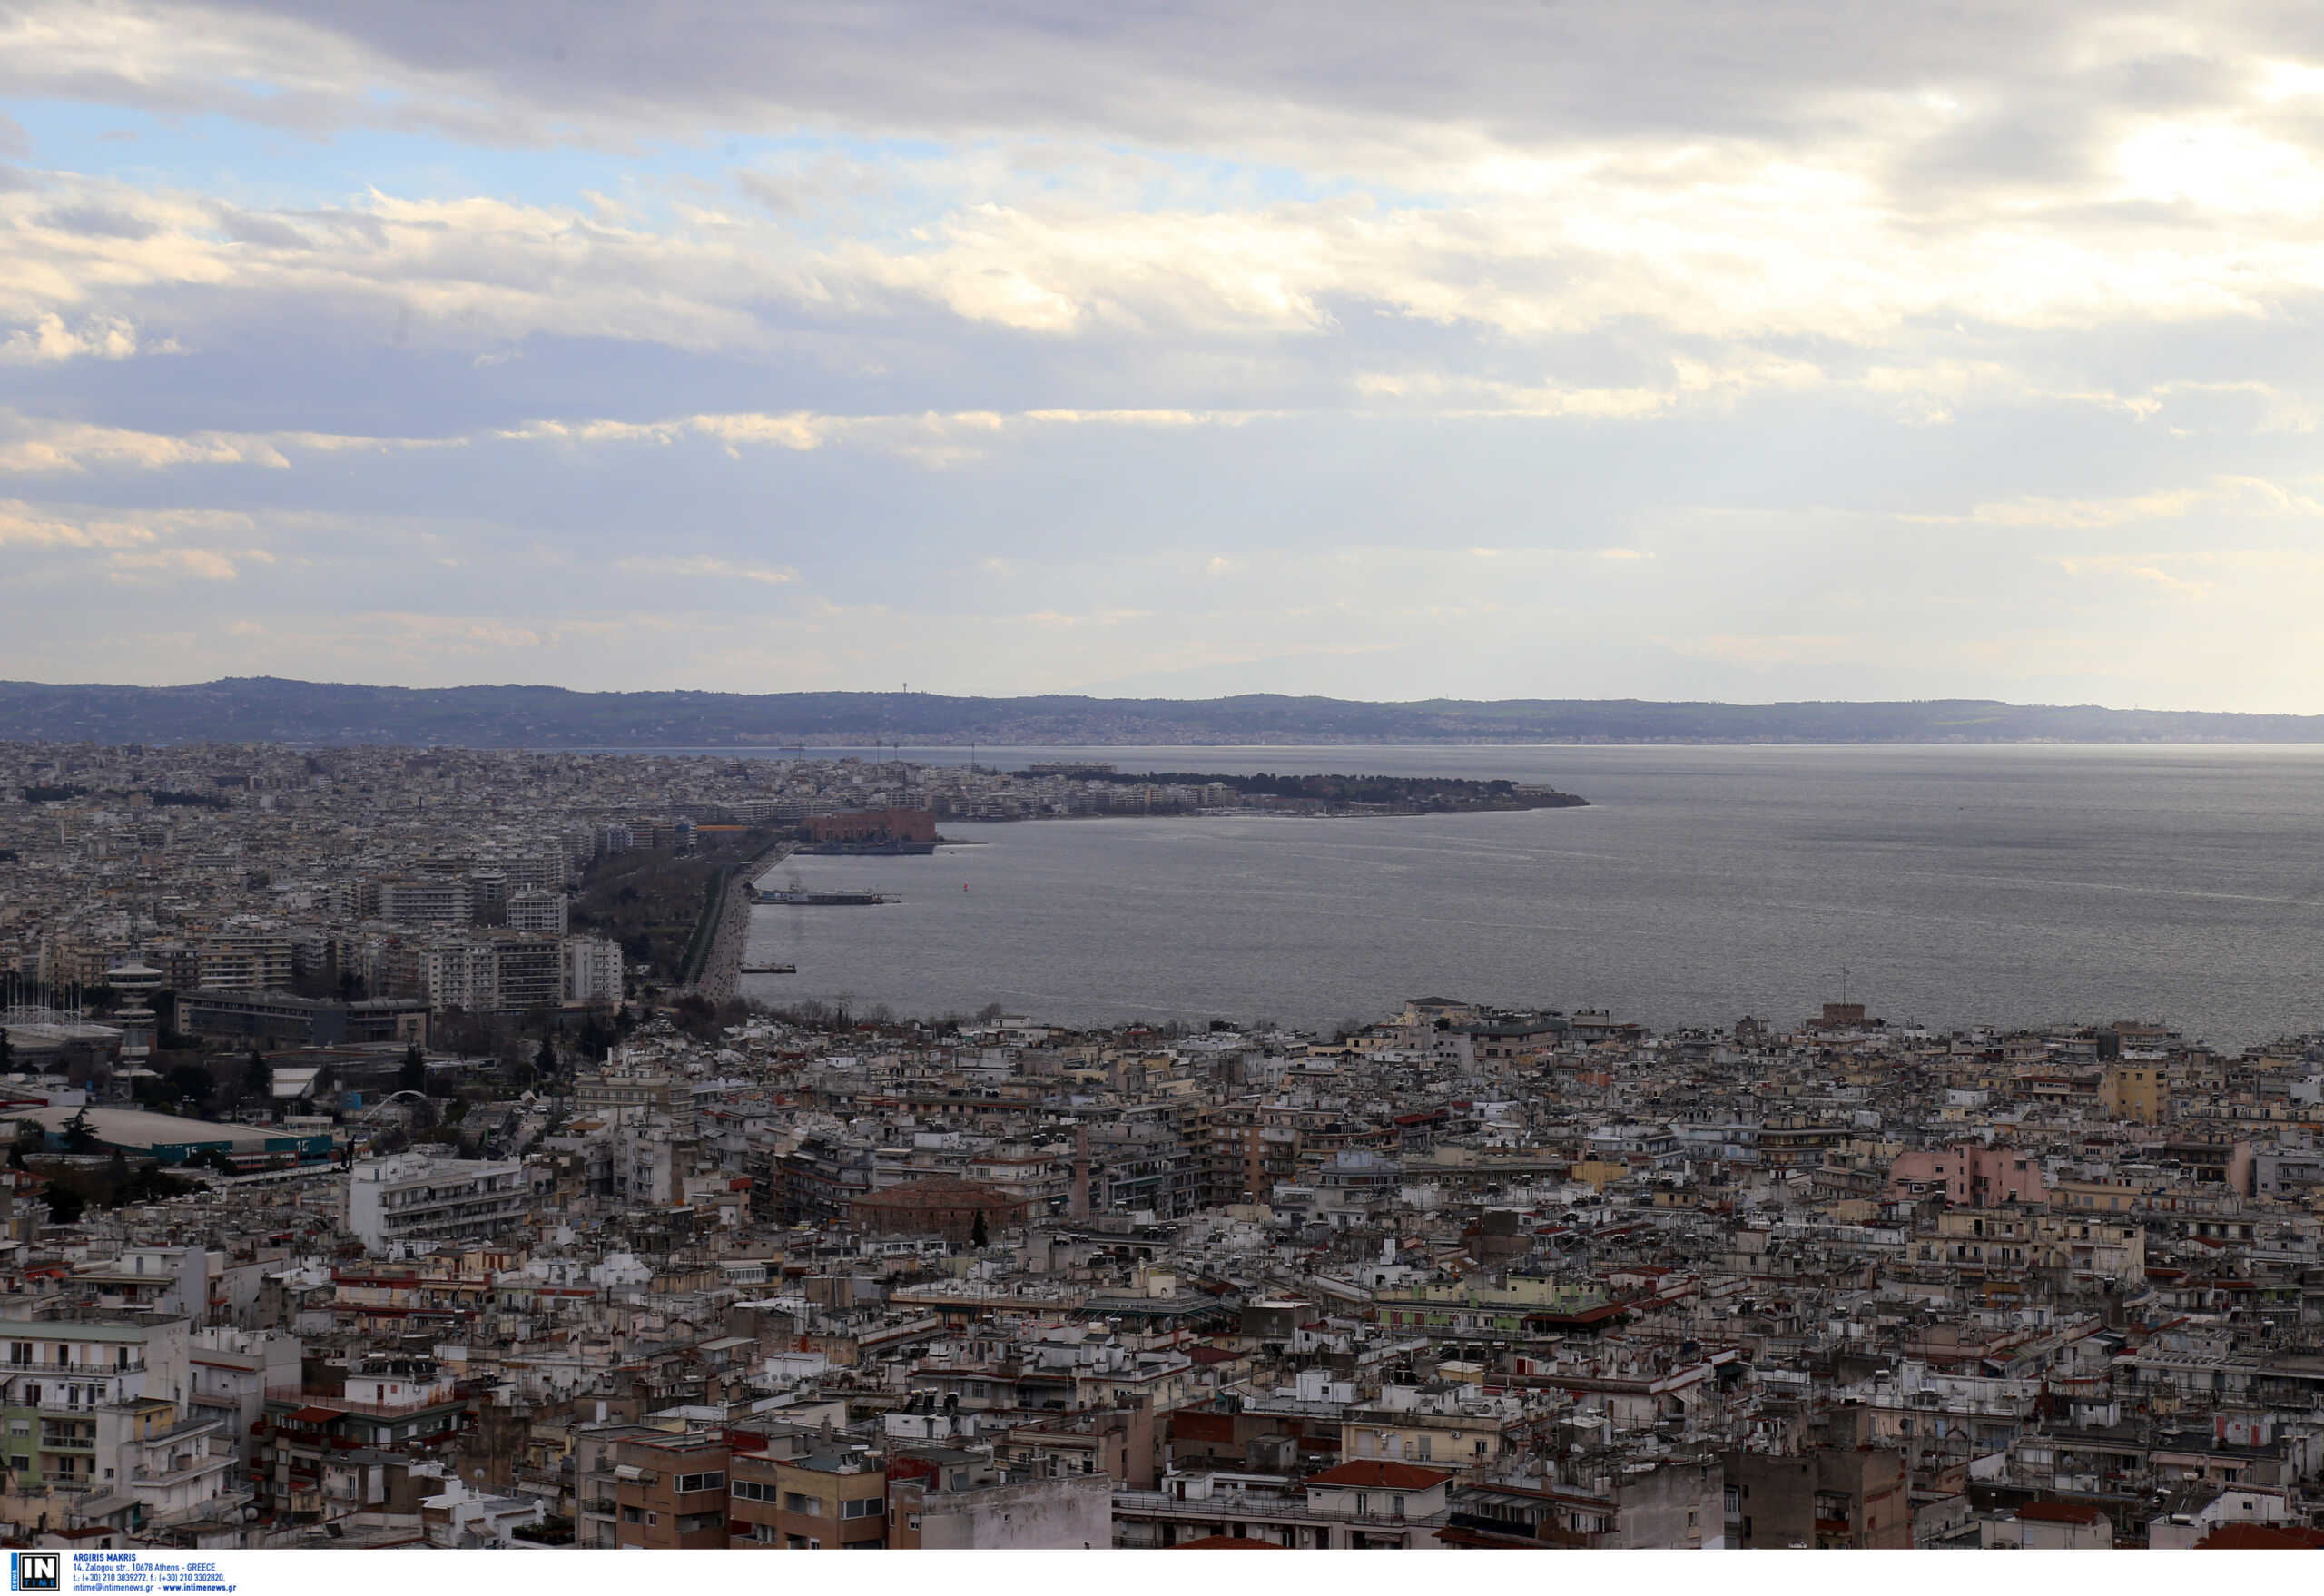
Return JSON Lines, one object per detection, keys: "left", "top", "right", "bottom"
{"left": 0, "top": 1030, "right": 12, "bottom": 1072}
{"left": 535, "top": 1036, "right": 556, "bottom": 1078}
{"left": 162, "top": 1064, "right": 214, "bottom": 1109}
{"left": 243, "top": 1049, "right": 273, "bottom": 1103}
{"left": 44, "top": 1186, "right": 84, "bottom": 1225}
{"left": 575, "top": 1016, "right": 613, "bottom": 1063}
{"left": 124, "top": 1164, "right": 183, "bottom": 1205}
{"left": 60, "top": 1107, "right": 97, "bottom": 1154}
{"left": 970, "top": 1208, "right": 990, "bottom": 1248}
{"left": 399, "top": 1042, "right": 428, "bottom": 1095}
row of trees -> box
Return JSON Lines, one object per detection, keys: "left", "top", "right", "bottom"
{"left": 10, "top": 1113, "right": 198, "bottom": 1220}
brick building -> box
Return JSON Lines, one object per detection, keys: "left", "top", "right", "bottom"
{"left": 804, "top": 809, "right": 938, "bottom": 845}
{"left": 848, "top": 1177, "right": 1029, "bottom": 1245}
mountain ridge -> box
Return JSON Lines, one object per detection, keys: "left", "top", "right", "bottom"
{"left": 2, "top": 676, "right": 2319, "bottom": 746}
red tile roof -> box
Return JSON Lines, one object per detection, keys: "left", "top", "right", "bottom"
{"left": 2195, "top": 1524, "right": 2324, "bottom": 1549}
{"left": 1306, "top": 1460, "right": 1452, "bottom": 1490}
{"left": 1176, "top": 1536, "right": 1285, "bottom": 1549}
{"left": 2017, "top": 1502, "right": 2104, "bottom": 1525}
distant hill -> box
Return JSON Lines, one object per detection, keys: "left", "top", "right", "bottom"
{"left": 2, "top": 677, "right": 2320, "bottom": 747}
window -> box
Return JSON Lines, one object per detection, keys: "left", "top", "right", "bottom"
{"left": 734, "top": 1480, "right": 775, "bottom": 1502}
{"left": 842, "top": 1498, "right": 881, "bottom": 1519}
{"left": 783, "top": 1493, "right": 820, "bottom": 1516}
{"left": 675, "top": 1471, "right": 725, "bottom": 1493}
{"left": 645, "top": 1512, "right": 658, "bottom": 1527}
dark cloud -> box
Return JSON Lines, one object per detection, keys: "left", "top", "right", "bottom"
{"left": 212, "top": 204, "right": 313, "bottom": 249}
{"left": 36, "top": 203, "right": 158, "bottom": 239}
{"left": 178, "top": 0, "right": 2133, "bottom": 154}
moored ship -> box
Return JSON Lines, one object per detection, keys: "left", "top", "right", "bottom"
{"left": 752, "top": 887, "right": 895, "bottom": 906}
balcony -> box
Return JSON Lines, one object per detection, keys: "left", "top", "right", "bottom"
{"left": 265, "top": 1386, "right": 464, "bottom": 1419}
{"left": 1, "top": 1359, "right": 145, "bottom": 1375}
{"left": 1110, "top": 1489, "right": 1446, "bottom": 1530}
{"left": 137, "top": 1415, "right": 224, "bottom": 1446}
{"left": 131, "top": 1453, "right": 236, "bottom": 1490}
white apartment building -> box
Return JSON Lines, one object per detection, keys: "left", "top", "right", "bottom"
{"left": 562, "top": 934, "right": 624, "bottom": 1007}
{"left": 348, "top": 1155, "right": 530, "bottom": 1253}
{"left": 192, "top": 932, "right": 292, "bottom": 993}
{"left": 418, "top": 933, "right": 563, "bottom": 1013}
{"left": 418, "top": 941, "right": 492, "bottom": 1010}
{"left": 187, "top": 1326, "right": 300, "bottom": 1473}
{"left": 379, "top": 878, "right": 477, "bottom": 928}
{"left": 507, "top": 890, "right": 569, "bottom": 934}
{"left": 497, "top": 852, "right": 571, "bottom": 892}
{"left": 0, "top": 1311, "right": 244, "bottom": 1532}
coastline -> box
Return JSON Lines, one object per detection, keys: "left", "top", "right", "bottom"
{"left": 680, "top": 838, "right": 793, "bottom": 1002}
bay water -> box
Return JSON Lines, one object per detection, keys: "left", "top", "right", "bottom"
{"left": 737, "top": 744, "right": 2324, "bottom": 1048}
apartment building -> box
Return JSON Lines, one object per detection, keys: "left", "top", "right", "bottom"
{"left": 417, "top": 933, "right": 563, "bottom": 1013}
{"left": 886, "top": 1448, "right": 1111, "bottom": 1548}
{"left": 1723, "top": 1445, "right": 1911, "bottom": 1549}
{"left": 561, "top": 934, "right": 623, "bottom": 1007}
{"left": 730, "top": 1448, "right": 888, "bottom": 1548}
{"left": 610, "top": 1433, "right": 730, "bottom": 1549}
{"left": 379, "top": 879, "right": 476, "bottom": 928}
{"left": 506, "top": 891, "right": 568, "bottom": 934}
{"left": 0, "top": 1311, "right": 194, "bottom": 1488}
{"left": 571, "top": 1059, "right": 695, "bottom": 1133}
{"left": 347, "top": 1156, "right": 529, "bottom": 1253}
{"left": 192, "top": 932, "right": 291, "bottom": 994}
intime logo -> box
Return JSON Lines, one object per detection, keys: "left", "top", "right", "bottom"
{"left": 11, "top": 1553, "right": 59, "bottom": 1591}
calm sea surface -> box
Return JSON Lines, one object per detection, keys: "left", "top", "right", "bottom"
{"left": 732, "top": 744, "right": 2324, "bottom": 1047}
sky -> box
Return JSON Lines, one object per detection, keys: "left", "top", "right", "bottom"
{"left": 5, "top": 2, "right": 2324, "bottom": 708}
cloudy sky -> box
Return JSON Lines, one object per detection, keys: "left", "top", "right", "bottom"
{"left": 6, "top": 1, "right": 2324, "bottom": 707}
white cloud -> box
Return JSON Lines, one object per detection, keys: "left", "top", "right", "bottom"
{"left": 0, "top": 498, "right": 159, "bottom": 549}
{"left": 0, "top": 312, "right": 168, "bottom": 364}
{"left": 1910, "top": 476, "right": 2324, "bottom": 529}
{"left": 615, "top": 554, "right": 797, "bottom": 585}
{"left": 13, "top": 0, "right": 2324, "bottom": 707}
{"left": 104, "top": 547, "right": 249, "bottom": 581}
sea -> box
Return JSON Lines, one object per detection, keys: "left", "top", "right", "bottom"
{"left": 729, "top": 744, "right": 2324, "bottom": 1049}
